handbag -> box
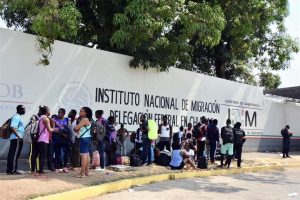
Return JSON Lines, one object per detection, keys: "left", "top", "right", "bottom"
{"left": 75, "top": 126, "right": 91, "bottom": 146}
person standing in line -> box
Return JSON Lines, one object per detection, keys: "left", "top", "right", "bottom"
{"left": 105, "top": 116, "right": 117, "bottom": 165}
{"left": 220, "top": 119, "right": 234, "bottom": 169}
{"left": 184, "top": 123, "right": 193, "bottom": 140}
{"left": 197, "top": 117, "right": 208, "bottom": 158}
{"left": 28, "top": 114, "right": 40, "bottom": 173}
{"left": 207, "top": 119, "right": 220, "bottom": 164}
{"left": 140, "top": 114, "right": 151, "bottom": 165}
{"left": 68, "top": 109, "right": 80, "bottom": 169}
{"left": 32, "top": 106, "right": 57, "bottom": 176}
{"left": 74, "top": 107, "right": 93, "bottom": 178}
{"left": 158, "top": 115, "right": 173, "bottom": 151}
{"left": 6, "top": 105, "right": 26, "bottom": 175}
{"left": 281, "top": 125, "right": 293, "bottom": 158}
{"left": 134, "top": 124, "right": 143, "bottom": 150}
{"left": 233, "top": 122, "right": 246, "bottom": 168}
{"left": 117, "top": 123, "right": 129, "bottom": 156}
{"left": 54, "top": 108, "right": 70, "bottom": 172}
{"left": 93, "top": 110, "right": 107, "bottom": 169}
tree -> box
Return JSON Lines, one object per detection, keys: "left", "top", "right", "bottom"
{"left": 191, "top": 0, "right": 299, "bottom": 88}
{"left": 1, "top": 0, "right": 298, "bottom": 89}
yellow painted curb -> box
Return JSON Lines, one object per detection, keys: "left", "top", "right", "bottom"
{"left": 34, "top": 163, "right": 300, "bottom": 200}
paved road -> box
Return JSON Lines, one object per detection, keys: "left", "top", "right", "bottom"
{"left": 95, "top": 168, "right": 300, "bottom": 200}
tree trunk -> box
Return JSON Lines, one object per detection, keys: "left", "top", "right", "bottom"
{"left": 215, "top": 59, "right": 225, "bottom": 78}
{"left": 214, "top": 43, "right": 226, "bottom": 78}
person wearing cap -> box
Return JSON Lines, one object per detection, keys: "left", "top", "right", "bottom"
{"left": 6, "top": 105, "right": 26, "bottom": 175}
{"left": 233, "top": 122, "right": 246, "bottom": 168}
{"left": 220, "top": 119, "right": 234, "bottom": 168}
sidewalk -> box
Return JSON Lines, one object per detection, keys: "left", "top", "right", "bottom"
{"left": 0, "top": 152, "right": 300, "bottom": 200}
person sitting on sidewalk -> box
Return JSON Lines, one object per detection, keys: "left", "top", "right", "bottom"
{"left": 169, "top": 141, "right": 196, "bottom": 170}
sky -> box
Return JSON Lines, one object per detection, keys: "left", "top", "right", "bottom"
{"left": 0, "top": 0, "right": 299, "bottom": 88}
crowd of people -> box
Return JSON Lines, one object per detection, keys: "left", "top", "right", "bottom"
{"left": 2, "top": 104, "right": 267, "bottom": 178}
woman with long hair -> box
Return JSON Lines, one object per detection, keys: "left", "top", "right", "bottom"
{"left": 74, "top": 107, "right": 93, "bottom": 178}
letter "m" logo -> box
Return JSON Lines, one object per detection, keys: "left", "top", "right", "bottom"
{"left": 245, "top": 111, "right": 257, "bottom": 127}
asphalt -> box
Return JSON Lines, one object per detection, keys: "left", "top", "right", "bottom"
{"left": 95, "top": 168, "right": 300, "bottom": 200}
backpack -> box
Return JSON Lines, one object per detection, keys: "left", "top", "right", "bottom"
{"left": 155, "top": 150, "right": 171, "bottom": 166}
{"left": 130, "top": 154, "right": 142, "bottom": 167}
{"left": 197, "top": 155, "right": 208, "bottom": 169}
{"left": 92, "top": 120, "right": 107, "bottom": 141}
{"left": 23, "top": 116, "right": 39, "bottom": 143}
{"left": 0, "top": 118, "right": 12, "bottom": 139}
{"left": 233, "top": 128, "right": 244, "bottom": 145}
{"left": 193, "top": 124, "right": 201, "bottom": 138}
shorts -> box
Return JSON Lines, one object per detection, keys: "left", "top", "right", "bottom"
{"left": 221, "top": 143, "right": 233, "bottom": 155}
{"left": 80, "top": 137, "right": 91, "bottom": 154}
{"left": 170, "top": 161, "right": 184, "bottom": 170}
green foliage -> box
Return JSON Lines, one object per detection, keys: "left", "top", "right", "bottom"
{"left": 1, "top": 0, "right": 81, "bottom": 65}
{"left": 0, "top": 0, "right": 298, "bottom": 89}
{"left": 259, "top": 72, "right": 281, "bottom": 90}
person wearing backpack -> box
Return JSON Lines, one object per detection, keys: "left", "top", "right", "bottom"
{"left": 32, "top": 106, "right": 58, "bottom": 176}
{"left": 74, "top": 107, "right": 93, "bottom": 178}
{"left": 93, "top": 110, "right": 107, "bottom": 169}
{"left": 6, "top": 105, "right": 26, "bottom": 175}
{"left": 281, "top": 125, "right": 293, "bottom": 158}
{"left": 220, "top": 119, "right": 234, "bottom": 168}
{"left": 233, "top": 122, "right": 246, "bottom": 168}
{"left": 105, "top": 116, "right": 117, "bottom": 165}
{"left": 26, "top": 114, "right": 40, "bottom": 173}
{"left": 68, "top": 109, "right": 80, "bottom": 169}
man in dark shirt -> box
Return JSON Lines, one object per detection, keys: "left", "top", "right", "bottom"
{"left": 140, "top": 114, "right": 151, "bottom": 165}
{"left": 233, "top": 122, "right": 246, "bottom": 168}
{"left": 281, "top": 125, "right": 293, "bottom": 158}
{"left": 207, "top": 119, "right": 220, "bottom": 164}
{"left": 220, "top": 119, "right": 234, "bottom": 168}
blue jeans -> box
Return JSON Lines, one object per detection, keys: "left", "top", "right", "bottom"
{"left": 61, "top": 143, "right": 70, "bottom": 167}
{"left": 98, "top": 140, "right": 105, "bottom": 169}
{"left": 142, "top": 138, "right": 152, "bottom": 164}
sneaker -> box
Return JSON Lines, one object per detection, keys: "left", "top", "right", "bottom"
{"left": 287, "top": 156, "right": 292, "bottom": 158}
{"left": 95, "top": 167, "right": 105, "bottom": 171}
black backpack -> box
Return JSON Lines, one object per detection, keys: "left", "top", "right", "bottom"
{"left": 155, "top": 151, "right": 171, "bottom": 166}
{"left": 193, "top": 124, "right": 201, "bottom": 138}
{"left": 234, "top": 128, "right": 244, "bottom": 145}
{"left": 198, "top": 155, "right": 208, "bottom": 169}
{"left": 130, "top": 154, "right": 142, "bottom": 167}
